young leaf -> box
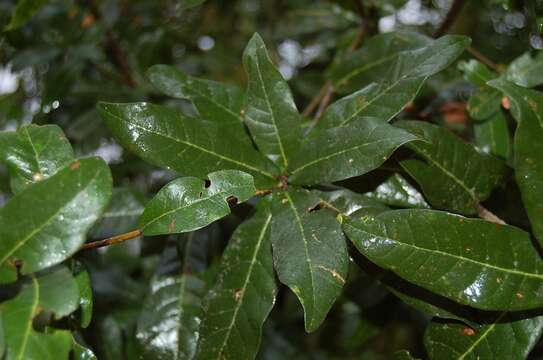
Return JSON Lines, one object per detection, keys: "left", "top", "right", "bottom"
{"left": 424, "top": 314, "right": 543, "bottom": 360}
{"left": 0, "top": 267, "right": 79, "bottom": 360}
{"left": 364, "top": 173, "right": 429, "bottom": 209}
{"left": 474, "top": 111, "right": 511, "bottom": 160}
{"left": 398, "top": 120, "right": 506, "bottom": 214}
{"left": 137, "top": 275, "right": 205, "bottom": 360}
{"left": 270, "top": 189, "right": 348, "bottom": 332}
{"left": 342, "top": 209, "right": 543, "bottom": 311}
{"left": 0, "top": 124, "right": 74, "bottom": 194}
{"left": 488, "top": 80, "right": 543, "bottom": 246}
{"left": 243, "top": 33, "right": 301, "bottom": 169}
{"left": 98, "top": 102, "right": 279, "bottom": 188}
{"left": 196, "top": 208, "right": 277, "bottom": 359}
{"left": 0, "top": 157, "right": 112, "bottom": 280}
{"left": 147, "top": 65, "right": 245, "bottom": 129}
{"left": 458, "top": 60, "right": 500, "bottom": 121}
{"left": 139, "top": 170, "right": 255, "bottom": 236}
{"left": 289, "top": 119, "right": 419, "bottom": 185}
{"left": 320, "top": 35, "right": 469, "bottom": 129}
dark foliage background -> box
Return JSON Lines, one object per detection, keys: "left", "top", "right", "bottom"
{"left": 1, "top": 0, "right": 543, "bottom": 359}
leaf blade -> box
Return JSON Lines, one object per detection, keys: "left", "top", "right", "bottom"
{"left": 343, "top": 209, "right": 543, "bottom": 311}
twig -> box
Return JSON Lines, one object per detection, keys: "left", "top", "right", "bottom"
{"left": 466, "top": 46, "right": 503, "bottom": 73}
{"left": 88, "top": 0, "right": 136, "bottom": 88}
{"left": 302, "top": 83, "right": 328, "bottom": 117}
{"left": 476, "top": 204, "right": 506, "bottom": 225}
{"left": 433, "top": 0, "right": 467, "bottom": 38}
{"left": 313, "top": 82, "right": 335, "bottom": 122}
{"left": 255, "top": 189, "right": 273, "bottom": 196}
{"left": 81, "top": 230, "right": 143, "bottom": 250}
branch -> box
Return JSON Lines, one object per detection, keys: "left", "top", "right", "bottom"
{"left": 433, "top": 0, "right": 466, "bottom": 38}
{"left": 476, "top": 204, "right": 506, "bottom": 225}
{"left": 466, "top": 46, "right": 503, "bottom": 73}
{"left": 81, "top": 230, "right": 143, "bottom": 250}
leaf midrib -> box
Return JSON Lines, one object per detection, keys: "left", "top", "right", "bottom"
{"left": 216, "top": 213, "right": 272, "bottom": 356}
{"left": 105, "top": 111, "right": 276, "bottom": 180}
{"left": 457, "top": 312, "right": 506, "bottom": 360}
{"left": 0, "top": 166, "right": 102, "bottom": 267}
{"left": 350, "top": 224, "right": 543, "bottom": 280}
{"left": 17, "top": 276, "right": 39, "bottom": 360}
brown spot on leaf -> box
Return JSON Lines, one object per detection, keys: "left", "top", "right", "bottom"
{"left": 516, "top": 292, "right": 524, "bottom": 300}
{"left": 317, "top": 265, "right": 346, "bottom": 285}
{"left": 234, "top": 289, "right": 243, "bottom": 301}
{"left": 528, "top": 99, "right": 538, "bottom": 112}
{"left": 168, "top": 218, "right": 176, "bottom": 233}
{"left": 69, "top": 160, "right": 81, "bottom": 170}
{"left": 501, "top": 96, "right": 510, "bottom": 110}
{"left": 80, "top": 14, "right": 96, "bottom": 29}
{"left": 462, "top": 327, "right": 475, "bottom": 336}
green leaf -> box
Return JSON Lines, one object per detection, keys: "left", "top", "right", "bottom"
{"left": 488, "top": 80, "right": 543, "bottom": 246}
{"left": 458, "top": 60, "right": 497, "bottom": 87}
{"left": 0, "top": 124, "right": 74, "bottom": 194}
{"left": 72, "top": 337, "right": 97, "bottom": 360}
{"left": 270, "top": 189, "right": 348, "bottom": 332}
{"left": 289, "top": 119, "right": 419, "bottom": 185}
{"left": 424, "top": 314, "right": 543, "bottom": 360}
{"left": 196, "top": 207, "right": 277, "bottom": 359}
{"left": 98, "top": 102, "right": 279, "bottom": 188}
{"left": 506, "top": 51, "right": 543, "bottom": 88}
{"left": 147, "top": 65, "right": 245, "bottom": 129}
{"left": 73, "top": 261, "right": 93, "bottom": 328}
{"left": 0, "top": 267, "right": 79, "bottom": 360}
{"left": 394, "top": 350, "right": 420, "bottom": 360}
{"left": 140, "top": 170, "right": 255, "bottom": 236}
{"left": 243, "top": 33, "right": 301, "bottom": 169}
{"left": 137, "top": 275, "right": 205, "bottom": 360}
{"left": 91, "top": 188, "right": 145, "bottom": 239}
{"left": 467, "top": 87, "right": 502, "bottom": 121}
{"left": 320, "top": 35, "right": 469, "bottom": 129}
{"left": 364, "top": 173, "right": 429, "bottom": 209}
{"left": 329, "top": 31, "right": 431, "bottom": 94}
{"left": 342, "top": 209, "right": 543, "bottom": 311}
{"left": 398, "top": 120, "right": 506, "bottom": 214}
{"left": 179, "top": 0, "right": 206, "bottom": 10}
{"left": 313, "top": 188, "right": 390, "bottom": 216}
{"left": 4, "top": 0, "right": 49, "bottom": 31}
{"left": 474, "top": 111, "right": 511, "bottom": 160}
{"left": 0, "top": 157, "right": 112, "bottom": 279}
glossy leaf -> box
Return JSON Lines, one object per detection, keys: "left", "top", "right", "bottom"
{"left": 0, "top": 124, "right": 74, "bottom": 194}
{"left": 313, "top": 188, "right": 390, "bottom": 216}
{"left": 137, "top": 228, "right": 210, "bottom": 360}
{"left": 4, "top": 0, "right": 49, "bottom": 31}
{"left": 289, "top": 119, "right": 419, "bottom": 185}
{"left": 91, "top": 187, "right": 145, "bottom": 239}
{"left": 0, "top": 267, "right": 79, "bottom": 360}
{"left": 140, "top": 170, "right": 255, "bottom": 236}
{"left": 474, "top": 111, "right": 511, "bottom": 160}
{"left": 506, "top": 51, "right": 543, "bottom": 88}
{"left": 243, "top": 33, "right": 301, "bottom": 169}
{"left": 458, "top": 60, "right": 497, "bottom": 87}
{"left": 398, "top": 120, "right": 506, "bottom": 214}
{"left": 425, "top": 314, "right": 543, "bottom": 360}
{"left": 329, "top": 31, "right": 431, "bottom": 94}
{"left": 467, "top": 87, "right": 502, "bottom": 121}
{"left": 98, "top": 102, "right": 279, "bottom": 188}
{"left": 72, "top": 338, "right": 97, "bottom": 360}
{"left": 321, "top": 36, "right": 468, "bottom": 129}
{"left": 0, "top": 157, "right": 112, "bottom": 279}
{"left": 73, "top": 261, "right": 93, "bottom": 328}
{"left": 342, "top": 209, "right": 543, "bottom": 311}
{"left": 270, "top": 189, "right": 348, "bottom": 332}
{"left": 137, "top": 275, "right": 205, "bottom": 360}
{"left": 147, "top": 65, "right": 245, "bottom": 129}
{"left": 196, "top": 207, "right": 277, "bottom": 359}
{"left": 364, "top": 173, "right": 429, "bottom": 209}
{"left": 488, "top": 80, "right": 543, "bottom": 246}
